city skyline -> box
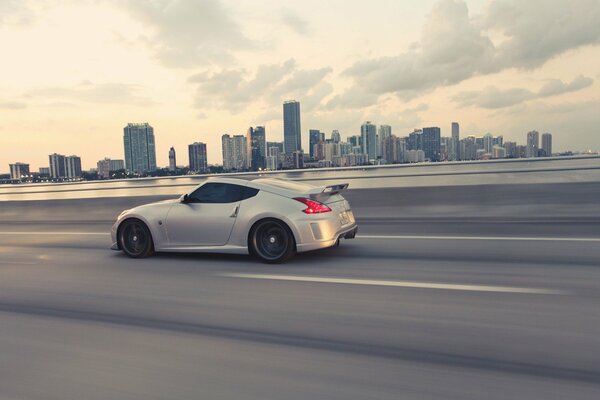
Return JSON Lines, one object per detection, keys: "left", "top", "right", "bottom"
{"left": 1, "top": 0, "right": 599, "bottom": 172}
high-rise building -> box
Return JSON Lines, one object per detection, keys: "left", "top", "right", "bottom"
{"left": 504, "top": 142, "right": 518, "bottom": 158}
{"left": 247, "top": 126, "right": 266, "bottom": 171}
{"left": 222, "top": 134, "right": 248, "bottom": 171}
{"left": 483, "top": 133, "right": 494, "bottom": 154}
{"left": 378, "top": 125, "right": 392, "bottom": 160}
{"left": 450, "top": 122, "right": 460, "bottom": 161}
{"left": 361, "top": 121, "right": 377, "bottom": 161}
{"left": 309, "top": 129, "right": 321, "bottom": 160}
{"left": 460, "top": 136, "right": 477, "bottom": 160}
{"left": 266, "top": 141, "right": 284, "bottom": 154}
{"left": 408, "top": 129, "right": 423, "bottom": 151}
{"left": 283, "top": 100, "right": 301, "bottom": 154}
{"left": 168, "top": 147, "right": 177, "bottom": 171}
{"left": 123, "top": 123, "right": 157, "bottom": 174}
{"left": 331, "top": 130, "right": 341, "bottom": 144}
{"left": 347, "top": 135, "right": 361, "bottom": 148}
{"left": 493, "top": 146, "right": 506, "bottom": 159}
{"left": 526, "top": 130, "right": 539, "bottom": 158}
{"left": 9, "top": 162, "right": 29, "bottom": 180}
{"left": 422, "top": 127, "right": 441, "bottom": 161}
{"left": 541, "top": 133, "right": 552, "bottom": 156}
{"left": 49, "top": 153, "right": 66, "bottom": 179}
{"left": 189, "top": 142, "right": 208, "bottom": 172}
{"left": 65, "top": 155, "right": 82, "bottom": 178}
{"left": 266, "top": 146, "right": 280, "bottom": 171}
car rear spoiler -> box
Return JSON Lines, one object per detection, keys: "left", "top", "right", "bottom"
{"left": 307, "top": 183, "right": 349, "bottom": 198}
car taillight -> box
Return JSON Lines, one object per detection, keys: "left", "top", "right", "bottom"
{"left": 293, "top": 197, "right": 332, "bottom": 214}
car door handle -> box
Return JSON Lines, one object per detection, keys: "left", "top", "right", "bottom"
{"left": 230, "top": 205, "right": 239, "bottom": 218}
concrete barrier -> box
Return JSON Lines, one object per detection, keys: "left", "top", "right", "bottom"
{"left": 2, "top": 181, "right": 599, "bottom": 223}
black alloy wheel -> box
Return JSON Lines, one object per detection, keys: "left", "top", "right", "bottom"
{"left": 250, "top": 219, "right": 296, "bottom": 263}
{"left": 119, "top": 219, "right": 154, "bottom": 258}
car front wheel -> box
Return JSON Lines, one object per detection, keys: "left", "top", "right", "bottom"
{"left": 118, "top": 219, "right": 154, "bottom": 258}
{"left": 250, "top": 219, "right": 296, "bottom": 264}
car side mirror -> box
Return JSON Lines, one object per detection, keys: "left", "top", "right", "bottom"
{"left": 181, "top": 194, "right": 190, "bottom": 203}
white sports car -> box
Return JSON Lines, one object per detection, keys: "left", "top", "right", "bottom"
{"left": 111, "top": 177, "right": 357, "bottom": 263}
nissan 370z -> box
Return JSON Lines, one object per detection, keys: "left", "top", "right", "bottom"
{"left": 111, "top": 177, "right": 358, "bottom": 263}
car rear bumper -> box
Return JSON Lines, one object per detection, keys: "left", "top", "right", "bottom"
{"left": 296, "top": 223, "right": 358, "bottom": 253}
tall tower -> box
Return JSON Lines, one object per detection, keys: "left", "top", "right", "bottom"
{"left": 361, "top": 121, "right": 377, "bottom": 161}
{"left": 168, "top": 147, "right": 177, "bottom": 171}
{"left": 283, "top": 100, "right": 301, "bottom": 154}
{"left": 123, "top": 123, "right": 157, "bottom": 174}
{"left": 188, "top": 142, "right": 207, "bottom": 172}
{"left": 541, "top": 133, "right": 552, "bottom": 157}
{"left": 422, "top": 127, "right": 441, "bottom": 161}
{"left": 247, "top": 126, "right": 266, "bottom": 171}
{"left": 526, "top": 130, "right": 539, "bottom": 158}
{"left": 378, "top": 125, "right": 391, "bottom": 160}
{"left": 451, "top": 122, "right": 460, "bottom": 161}
{"left": 49, "top": 153, "right": 66, "bottom": 179}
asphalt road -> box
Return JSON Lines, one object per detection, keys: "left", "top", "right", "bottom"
{"left": 1, "top": 216, "right": 600, "bottom": 399}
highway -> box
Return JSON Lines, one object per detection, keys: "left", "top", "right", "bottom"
{"left": 1, "top": 180, "right": 600, "bottom": 399}
{"left": 1, "top": 212, "right": 600, "bottom": 399}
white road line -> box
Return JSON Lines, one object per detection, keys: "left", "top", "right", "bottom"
{"left": 357, "top": 234, "right": 600, "bottom": 242}
{"left": 0, "top": 231, "right": 109, "bottom": 236}
{"left": 0, "top": 261, "right": 37, "bottom": 265}
{"left": 221, "top": 273, "right": 566, "bottom": 295}
{"left": 0, "top": 232, "right": 597, "bottom": 243}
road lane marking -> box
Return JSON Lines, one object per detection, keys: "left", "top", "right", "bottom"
{"left": 0, "top": 232, "right": 597, "bottom": 243}
{"left": 0, "top": 261, "right": 37, "bottom": 265}
{"left": 357, "top": 235, "right": 600, "bottom": 242}
{"left": 220, "top": 273, "right": 566, "bottom": 295}
{"left": 0, "top": 231, "right": 109, "bottom": 236}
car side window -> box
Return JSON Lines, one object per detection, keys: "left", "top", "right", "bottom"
{"left": 240, "top": 187, "right": 259, "bottom": 201}
{"left": 188, "top": 183, "right": 245, "bottom": 204}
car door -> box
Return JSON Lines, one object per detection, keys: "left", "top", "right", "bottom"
{"left": 165, "top": 182, "right": 245, "bottom": 247}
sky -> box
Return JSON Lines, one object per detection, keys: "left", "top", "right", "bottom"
{"left": 0, "top": 0, "right": 599, "bottom": 172}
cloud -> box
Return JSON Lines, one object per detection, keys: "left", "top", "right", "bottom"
{"left": 27, "top": 81, "right": 155, "bottom": 105}
{"left": 453, "top": 86, "right": 535, "bottom": 109}
{"left": 0, "top": 101, "right": 27, "bottom": 109}
{"left": 281, "top": 11, "right": 308, "bottom": 35}
{"left": 188, "top": 59, "right": 333, "bottom": 114}
{"left": 538, "top": 75, "right": 594, "bottom": 97}
{"left": 336, "top": 0, "right": 600, "bottom": 103}
{"left": 117, "top": 0, "right": 252, "bottom": 68}
{"left": 453, "top": 75, "right": 595, "bottom": 109}
{"left": 338, "top": 0, "right": 496, "bottom": 102}
{"left": 483, "top": 0, "right": 600, "bottom": 69}
{"left": 0, "top": 0, "right": 34, "bottom": 26}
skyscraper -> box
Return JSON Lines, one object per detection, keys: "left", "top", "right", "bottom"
{"left": 9, "top": 163, "right": 29, "bottom": 180}
{"left": 378, "top": 125, "right": 391, "bottom": 160}
{"left": 188, "top": 142, "right": 207, "bottom": 172}
{"left": 541, "top": 133, "right": 552, "bottom": 156}
{"left": 49, "top": 153, "right": 66, "bottom": 179}
{"left": 422, "top": 127, "right": 441, "bottom": 161}
{"left": 309, "top": 129, "right": 322, "bottom": 160}
{"left": 283, "top": 100, "right": 301, "bottom": 154}
{"left": 168, "top": 147, "right": 177, "bottom": 171}
{"left": 222, "top": 134, "right": 248, "bottom": 171}
{"left": 65, "top": 155, "right": 82, "bottom": 178}
{"left": 123, "top": 123, "right": 157, "bottom": 174}
{"left": 526, "top": 130, "right": 539, "bottom": 158}
{"left": 247, "top": 126, "right": 266, "bottom": 171}
{"left": 361, "top": 121, "right": 377, "bottom": 161}
{"left": 451, "top": 122, "right": 460, "bottom": 161}
{"left": 408, "top": 129, "right": 423, "bottom": 151}
{"left": 331, "top": 130, "right": 341, "bottom": 144}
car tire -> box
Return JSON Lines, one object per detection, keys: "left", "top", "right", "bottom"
{"left": 249, "top": 219, "right": 296, "bottom": 264}
{"left": 118, "top": 218, "right": 155, "bottom": 258}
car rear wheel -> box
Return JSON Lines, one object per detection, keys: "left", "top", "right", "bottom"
{"left": 118, "top": 219, "right": 154, "bottom": 258}
{"left": 250, "top": 219, "right": 296, "bottom": 264}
